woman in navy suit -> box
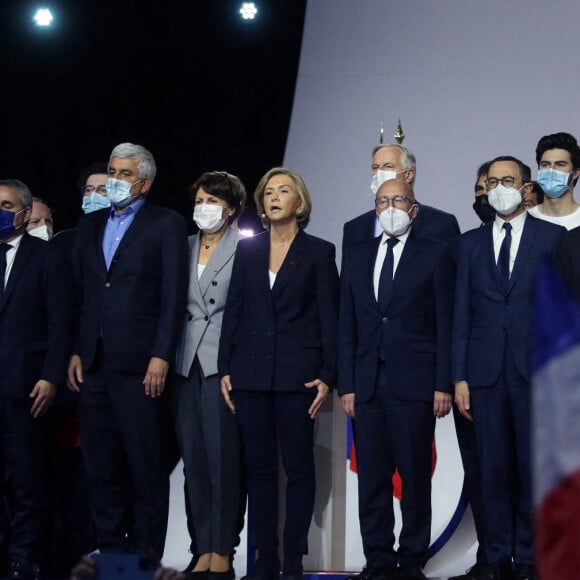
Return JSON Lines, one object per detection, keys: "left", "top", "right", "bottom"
{"left": 219, "top": 168, "right": 339, "bottom": 580}
{"left": 172, "top": 172, "right": 247, "bottom": 580}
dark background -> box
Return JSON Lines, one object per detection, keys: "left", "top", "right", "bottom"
{"left": 1, "top": 0, "right": 307, "bottom": 231}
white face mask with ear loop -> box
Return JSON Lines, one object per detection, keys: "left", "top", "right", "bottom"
{"left": 193, "top": 203, "right": 226, "bottom": 233}
{"left": 487, "top": 184, "right": 523, "bottom": 215}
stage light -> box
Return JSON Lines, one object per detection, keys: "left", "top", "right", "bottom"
{"left": 239, "top": 3, "right": 258, "bottom": 20}
{"left": 33, "top": 8, "right": 53, "bottom": 27}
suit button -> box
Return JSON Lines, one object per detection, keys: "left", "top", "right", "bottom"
{"left": 251, "top": 330, "right": 257, "bottom": 335}
{"left": 204, "top": 316, "right": 209, "bottom": 321}
{"left": 267, "top": 331, "right": 275, "bottom": 336}
{"left": 250, "top": 354, "right": 257, "bottom": 360}
{"left": 209, "top": 298, "right": 215, "bottom": 304}
{"left": 382, "top": 317, "right": 388, "bottom": 324}
{"left": 266, "top": 354, "right": 273, "bottom": 360}
{"left": 105, "top": 282, "right": 111, "bottom": 287}
{"left": 212, "top": 280, "right": 218, "bottom": 286}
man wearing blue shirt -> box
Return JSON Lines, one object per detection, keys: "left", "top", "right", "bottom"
{"left": 67, "top": 143, "right": 188, "bottom": 558}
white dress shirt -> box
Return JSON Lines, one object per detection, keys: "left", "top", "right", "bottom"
{"left": 492, "top": 211, "right": 527, "bottom": 275}
{"left": 373, "top": 228, "right": 410, "bottom": 301}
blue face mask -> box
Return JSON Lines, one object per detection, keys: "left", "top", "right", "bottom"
{"left": 81, "top": 192, "right": 112, "bottom": 214}
{"left": 537, "top": 168, "right": 571, "bottom": 199}
{"left": 106, "top": 177, "right": 143, "bottom": 208}
{"left": 0, "top": 208, "right": 26, "bottom": 241}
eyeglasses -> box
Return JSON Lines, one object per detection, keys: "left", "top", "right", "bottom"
{"left": 83, "top": 185, "right": 108, "bottom": 195}
{"left": 485, "top": 176, "right": 519, "bottom": 189}
{"left": 375, "top": 195, "right": 413, "bottom": 209}
{"left": 474, "top": 185, "right": 486, "bottom": 194}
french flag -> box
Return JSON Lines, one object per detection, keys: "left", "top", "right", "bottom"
{"left": 533, "top": 262, "right": 580, "bottom": 579}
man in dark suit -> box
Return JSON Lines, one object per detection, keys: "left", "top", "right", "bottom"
{"left": 0, "top": 179, "right": 72, "bottom": 579}
{"left": 453, "top": 156, "right": 564, "bottom": 580}
{"left": 339, "top": 179, "right": 454, "bottom": 580}
{"left": 67, "top": 143, "right": 188, "bottom": 558}
{"left": 342, "top": 143, "right": 460, "bottom": 259}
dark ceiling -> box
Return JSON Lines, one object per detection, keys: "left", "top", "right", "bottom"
{"left": 1, "top": 0, "right": 307, "bottom": 230}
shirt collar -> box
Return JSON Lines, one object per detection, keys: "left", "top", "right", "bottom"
{"left": 493, "top": 209, "right": 527, "bottom": 234}
{"left": 3, "top": 233, "right": 24, "bottom": 250}
{"left": 110, "top": 197, "right": 146, "bottom": 219}
{"left": 380, "top": 227, "right": 411, "bottom": 246}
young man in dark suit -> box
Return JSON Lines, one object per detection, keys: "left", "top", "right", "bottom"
{"left": 67, "top": 143, "right": 189, "bottom": 559}
{"left": 453, "top": 156, "right": 564, "bottom": 580}
{"left": 339, "top": 179, "right": 455, "bottom": 580}
{"left": 0, "top": 179, "right": 72, "bottom": 580}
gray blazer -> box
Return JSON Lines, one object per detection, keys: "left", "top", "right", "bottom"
{"left": 175, "top": 227, "right": 242, "bottom": 378}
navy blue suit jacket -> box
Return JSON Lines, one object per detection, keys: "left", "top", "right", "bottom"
{"left": 342, "top": 204, "right": 460, "bottom": 262}
{"left": 218, "top": 230, "right": 340, "bottom": 391}
{"left": 74, "top": 201, "right": 189, "bottom": 374}
{"left": 452, "top": 216, "right": 564, "bottom": 387}
{"left": 338, "top": 229, "right": 455, "bottom": 403}
{"left": 0, "top": 234, "right": 72, "bottom": 398}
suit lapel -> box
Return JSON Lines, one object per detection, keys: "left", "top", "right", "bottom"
{"left": 385, "top": 232, "right": 421, "bottom": 312}
{"left": 0, "top": 234, "right": 34, "bottom": 312}
{"left": 93, "top": 209, "right": 109, "bottom": 275}
{"left": 482, "top": 223, "right": 505, "bottom": 293}
{"left": 187, "top": 235, "right": 206, "bottom": 313}
{"left": 271, "top": 230, "right": 308, "bottom": 301}
{"left": 106, "top": 201, "right": 154, "bottom": 273}
{"left": 198, "top": 228, "right": 239, "bottom": 296}
{"left": 507, "top": 216, "right": 535, "bottom": 292}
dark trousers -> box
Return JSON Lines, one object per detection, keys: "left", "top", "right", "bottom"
{"left": 171, "top": 361, "right": 244, "bottom": 554}
{"left": 354, "top": 364, "right": 434, "bottom": 570}
{"left": 453, "top": 405, "right": 487, "bottom": 564}
{"left": 234, "top": 390, "right": 316, "bottom": 559}
{"left": 79, "top": 347, "right": 170, "bottom": 558}
{"left": 0, "top": 396, "right": 48, "bottom": 562}
{"left": 471, "top": 345, "right": 533, "bottom": 567}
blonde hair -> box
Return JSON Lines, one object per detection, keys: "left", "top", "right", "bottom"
{"left": 254, "top": 167, "right": 312, "bottom": 230}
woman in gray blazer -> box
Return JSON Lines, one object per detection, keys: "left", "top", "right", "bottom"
{"left": 172, "top": 171, "right": 246, "bottom": 580}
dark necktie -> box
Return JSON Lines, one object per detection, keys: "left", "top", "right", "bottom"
{"left": 498, "top": 222, "right": 512, "bottom": 289}
{"left": 0, "top": 243, "right": 10, "bottom": 297}
{"left": 378, "top": 237, "right": 399, "bottom": 309}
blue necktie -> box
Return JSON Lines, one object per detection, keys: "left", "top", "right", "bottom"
{"left": 378, "top": 238, "right": 399, "bottom": 310}
{"left": 0, "top": 243, "right": 10, "bottom": 297}
{"left": 498, "top": 222, "right": 512, "bottom": 289}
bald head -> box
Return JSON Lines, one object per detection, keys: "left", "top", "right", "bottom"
{"left": 376, "top": 179, "right": 416, "bottom": 202}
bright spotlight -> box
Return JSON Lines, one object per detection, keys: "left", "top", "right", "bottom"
{"left": 239, "top": 2, "right": 258, "bottom": 20}
{"left": 33, "top": 8, "right": 54, "bottom": 27}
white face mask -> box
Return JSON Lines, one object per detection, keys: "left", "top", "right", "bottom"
{"left": 487, "top": 184, "right": 523, "bottom": 215}
{"left": 370, "top": 169, "right": 398, "bottom": 195}
{"left": 378, "top": 206, "right": 413, "bottom": 237}
{"left": 193, "top": 204, "right": 226, "bottom": 233}
{"left": 28, "top": 224, "right": 52, "bottom": 241}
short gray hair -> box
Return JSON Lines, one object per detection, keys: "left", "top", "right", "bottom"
{"left": 0, "top": 179, "right": 33, "bottom": 209}
{"left": 109, "top": 142, "right": 157, "bottom": 181}
{"left": 372, "top": 143, "right": 417, "bottom": 183}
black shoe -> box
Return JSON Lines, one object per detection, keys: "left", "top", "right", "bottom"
{"left": 513, "top": 563, "right": 536, "bottom": 580}
{"left": 396, "top": 562, "right": 426, "bottom": 579}
{"left": 209, "top": 571, "right": 235, "bottom": 580}
{"left": 449, "top": 562, "right": 493, "bottom": 580}
{"left": 242, "top": 558, "right": 280, "bottom": 580}
{"left": 10, "top": 559, "right": 40, "bottom": 580}
{"left": 346, "top": 563, "right": 395, "bottom": 580}
{"left": 183, "top": 555, "right": 201, "bottom": 574}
